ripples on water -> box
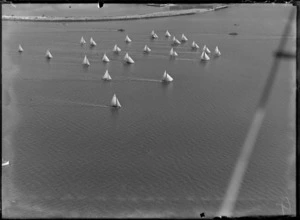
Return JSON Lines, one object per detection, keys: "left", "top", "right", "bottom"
{"left": 2, "top": 4, "right": 296, "bottom": 217}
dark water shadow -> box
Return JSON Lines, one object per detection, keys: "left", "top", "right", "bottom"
{"left": 82, "top": 65, "right": 89, "bottom": 73}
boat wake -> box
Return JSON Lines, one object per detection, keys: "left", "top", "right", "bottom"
{"left": 128, "top": 77, "right": 162, "bottom": 83}
{"left": 15, "top": 97, "right": 110, "bottom": 108}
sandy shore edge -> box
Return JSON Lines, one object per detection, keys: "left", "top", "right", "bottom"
{"left": 2, "top": 5, "right": 228, "bottom": 22}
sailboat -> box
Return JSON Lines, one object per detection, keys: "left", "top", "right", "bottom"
{"left": 151, "top": 30, "right": 158, "bottom": 39}
{"left": 45, "top": 49, "right": 53, "bottom": 59}
{"left": 113, "top": 44, "right": 121, "bottom": 53}
{"left": 203, "top": 45, "right": 211, "bottom": 53}
{"left": 200, "top": 51, "right": 210, "bottom": 61}
{"left": 82, "top": 55, "right": 90, "bottom": 66}
{"left": 102, "top": 70, "right": 112, "bottom": 81}
{"left": 162, "top": 70, "right": 173, "bottom": 83}
{"left": 143, "top": 45, "right": 151, "bottom": 53}
{"left": 165, "top": 30, "right": 171, "bottom": 38}
{"left": 124, "top": 53, "right": 135, "bottom": 64}
{"left": 102, "top": 53, "right": 110, "bottom": 63}
{"left": 18, "top": 44, "right": 23, "bottom": 52}
{"left": 181, "top": 34, "right": 188, "bottom": 42}
{"left": 125, "top": 35, "right": 132, "bottom": 43}
{"left": 214, "top": 46, "right": 221, "bottom": 56}
{"left": 90, "top": 37, "right": 97, "bottom": 47}
{"left": 172, "top": 36, "right": 181, "bottom": 45}
{"left": 2, "top": 160, "right": 9, "bottom": 166}
{"left": 191, "top": 41, "right": 199, "bottom": 49}
{"left": 80, "top": 36, "right": 86, "bottom": 44}
{"left": 170, "top": 48, "right": 178, "bottom": 57}
{"left": 111, "top": 94, "right": 121, "bottom": 108}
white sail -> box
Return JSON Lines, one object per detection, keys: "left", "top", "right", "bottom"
{"left": 144, "top": 45, "right": 151, "bottom": 53}
{"left": 191, "top": 41, "right": 199, "bottom": 49}
{"left": 90, "top": 37, "right": 97, "bottom": 46}
{"left": 102, "top": 53, "right": 110, "bottom": 62}
{"left": 45, "top": 49, "right": 53, "bottom": 59}
{"left": 151, "top": 31, "right": 158, "bottom": 39}
{"left": 2, "top": 161, "right": 9, "bottom": 166}
{"left": 124, "top": 53, "right": 134, "bottom": 64}
{"left": 165, "top": 30, "right": 171, "bottom": 38}
{"left": 18, "top": 44, "right": 23, "bottom": 52}
{"left": 162, "top": 71, "right": 173, "bottom": 82}
{"left": 151, "top": 30, "right": 155, "bottom": 36}
{"left": 172, "top": 36, "right": 181, "bottom": 45}
{"left": 203, "top": 45, "right": 211, "bottom": 53}
{"left": 83, "top": 55, "right": 90, "bottom": 66}
{"left": 125, "top": 35, "right": 132, "bottom": 43}
{"left": 102, "top": 70, "right": 112, "bottom": 81}
{"left": 201, "top": 51, "right": 210, "bottom": 61}
{"left": 181, "top": 34, "right": 188, "bottom": 42}
{"left": 170, "top": 48, "right": 178, "bottom": 57}
{"left": 113, "top": 44, "right": 121, "bottom": 53}
{"left": 80, "top": 36, "right": 86, "bottom": 44}
{"left": 111, "top": 94, "right": 121, "bottom": 108}
{"left": 214, "top": 46, "right": 221, "bottom": 56}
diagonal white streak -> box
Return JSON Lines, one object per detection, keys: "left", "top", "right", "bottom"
{"left": 218, "top": 108, "right": 266, "bottom": 217}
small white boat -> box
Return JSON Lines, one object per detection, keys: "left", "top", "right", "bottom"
{"left": 143, "top": 45, "right": 151, "bottom": 53}
{"left": 181, "top": 34, "right": 188, "bottom": 42}
{"left": 165, "top": 30, "right": 171, "bottom": 38}
{"left": 170, "top": 48, "right": 178, "bottom": 57}
{"left": 45, "top": 49, "right": 53, "bottom": 59}
{"left": 90, "top": 37, "right": 97, "bottom": 46}
{"left": 2, "top": 160, "right": 9, "bottom": 167}
{"left": 83, "top": 55, "right": 90, "bottom": 66}
{"left": 214, "top": 46, "right": 221, "bottom": 56}
{"left": 18, "top": 44, "right": 23, "bottom": 52}
{"left": 113, "top": 44, "right": 121, "bottom": 53}
{"left": 162, "top": 71, "right": 173, "bottom": 83}
{"left": 125, "top": 35, "right": 132, "bottom": 43}
{"left": 191, "top": 41, "right": 199, "bottom": 49}
{"left": 102, "top": 70, "right": 112, "bottom": 81}
{"left": 203, "top": 45, "right": 211, "bottom": 54}
{"left": 151, "top": 30, "right": 158, "bottom": 39}
{"left": 102, "top": 53, "right": 110, "bottom": 63}
{"left": 111, "top": 94, "right": 121, "bottom": 108}
{"left": 172, "top": 36, "right": 181, "bottom": 45}
{"left": 124, "top": 53, "right": 135, "bottom": 64}
{"left": 200, "top": 51, "right": 210, "bottom": 61}
{"left": 80, "top": 36, "right": 86, "bottom": 44}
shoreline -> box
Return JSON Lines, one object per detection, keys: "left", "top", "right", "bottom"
{"left": 2, "top": 5, "right": 228, "bottom": 22}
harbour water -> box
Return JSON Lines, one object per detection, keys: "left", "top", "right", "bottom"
{"left": 2, "top": 4, "right": 296, "bottom": 217}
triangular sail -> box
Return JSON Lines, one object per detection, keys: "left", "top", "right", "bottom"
{"left": 83, "top": 55, "right": 90, "bottom": 65}
{"left": 214, "top": 46, "right": 221, "bottom": 56}
{"left": 124, "top": 53, "right": 134, "bottom": 63}
{"left": 18, "top": 44, "right": 23, "bottom": 52}
{"left": 170, "top": 48, "right": 178, "bottom": 57}
{"left": 45, "top": 49, "right": 53, "bottom": 59}
{"left": 165, "top": 30, "right": 171, "bottom": 38}
{"left": 162, "top": 71, "right": 173, "bottom": 82}
{"left": 172, "top": 36, "right": 181, "bottom": 45}
{"left": 90, "top": 37, "right": 97, "bottom": 46}
{"left": 113, "top": 44, "right": 121, "bottom": 53}
{"left": 181, "top": 34, "right": 188, "bottom": 42}
{"left": 203, "top": 45, "right": 211, "bottom": 53}
{"left": 192, "top": 41, "right": 199, "bottom": 49}
{"left": 80, "top": 36, "right": 86, "bottom": 44}
{"left": 111, "top": 94, "right": 121, "bottom": 108}
{"left": 102, "top": 70, "right": 112, "bottom": 80}
{"left": 144, "top": 45, "right": 151, "bottom": 53}
{"left": 201, "top": 51, "right": 210, "bottom": 61}
{"left": 125, "top": 35, "right": 131, "bottom": 43}
{"left": 102, "top": 53, "right": 110, "bottom": 62}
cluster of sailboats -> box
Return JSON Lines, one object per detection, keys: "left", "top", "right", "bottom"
{"left": 17, "top": 29, "right": 222, "bottom": 109}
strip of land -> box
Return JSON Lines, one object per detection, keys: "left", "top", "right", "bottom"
{"left": 2, "top": 5, "right": 228, "bottom": 22}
